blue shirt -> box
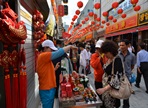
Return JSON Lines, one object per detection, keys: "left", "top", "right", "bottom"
{"left": 137, "top": 49, "right": 148, "bottom": 67}
{"left": 51, "top": 48, "right": 65, "bottom": 60}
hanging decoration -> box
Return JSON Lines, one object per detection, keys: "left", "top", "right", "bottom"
{"left": 94, "top": 3, "right": 101, "bottom": 9}
{"left": 121, "top": 13, "right": 127, "bottom": 19}
{"left": 91, "top": 21, "right": 95, "bottom": 25}
{"left": 108, "top": 16, "right": 113, "bottom": 20}
{"left": 94, "top": 14, "right": 97, "bottom": 19}
{"left": 96, "top": 17, "right": 101, "bottom": 22}
{"left": 88, "top": 12, "right": 94, "bottom": 17}
{"left": 113, "top": 18, "right": 117, "bottom": 23}
{"left": 71, "top": 22, "right": 74, "bottom": 25}
{"left": 130, "top": 0, "right": 139, "bottom": 7}
{"left": 85, "top": 17, "right": 89, "bottom": 21}
{"left": 106, "top": 22, "right": 110, "bottom": 26}
{"left": 73, "top": 15, "right": 78, "bottom": 19}
{"left": 117, "top": 8, "right": 123, "bottom": 14}
{"left": 112, "top": 2, "right": 119, "bottom": 9}
{"left": 82, "top": 20, "right": 85, "bottom": 24}
{"left": 101, "top": 20, "right": 106, "bottom": 24}
{"left": 134, "top": 5, "right": 141, "bottom": 12}
{"left": 77, "top": 1, "right": 83, "bottom": 8}
{"left": 102, "top": 11, "right": 108, "bottom": 17}
{"left": 75, "top": 10, "right": 80, "bottom": 15}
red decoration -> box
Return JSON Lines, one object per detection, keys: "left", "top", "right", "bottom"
{"left": 106, "top": 22, "right": 110, "bottom": 26}
{"left": 117, "top": 8, "right": 123, "bottom": 14}
{"left": 134, "top": 5, "right": 141, "bottom": 12}
{"left": 108, "top": 16, "right": 113, "bottom": 20}
{"left": 91, "top": 21, "right": 95, "bottom": 25}
{"left": 75, "top": 10, "right": 80, "bottom": 15}
{"left": 82, "top": 20, "right": 85, "bottom": 24}
{"left": 77, "top": 1, "right": 83, "bottom": 8}
{"left": 71, "top": 22, "right": 74, "bottom": 25}
{"left": 72, "top": 18, "right": 75, "bottom": 21}
{"left": 85, "top": 17, "right": 89, "bottom": 21}
{"left": 88, "top": 12, "right": 94, "bottom": 17}
{"left": 130, "top": 0, "right": 138, "bottom": 6}
{"left": 74, "top": 15, "right": 78, "bottom": 19}
{"left": 102, "top": 11, "right": 108, "bottom": 17}
{"left": 101, "top": 20, "right": 106, "bottom": 24}
{"left": 94, "top": 3, "right": 100, "bottom": 9}
{"left": 96, "top": 17, "right": 101, "bottom": 22}
{"left": 121, "top": 13, "right": 127, "bottom": 18}
{"left": 112, "top": 2, "right": 119, "bottom": 9}
{"left": 58, "top": 5, "right": 64, "bottom": 17}
{"left": 113, "top": 18, "right": 117, "bottom": 23}
{"left": 94, "top": 14, "right": 97, "bottom": 19}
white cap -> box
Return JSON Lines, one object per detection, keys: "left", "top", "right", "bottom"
{"left": 42, "top": 40, "right": 58, "bottom": 51}
{"left": 95, "top": 40, "right": 104, "bottom": 48}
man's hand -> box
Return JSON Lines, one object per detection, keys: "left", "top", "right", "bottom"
{"left": 55, "top": 62, "right": 60, "bottom": 71}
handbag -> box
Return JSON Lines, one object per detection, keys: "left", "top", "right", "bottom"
{"left": 109, "top": 56, "right": 132, "bottom": 99}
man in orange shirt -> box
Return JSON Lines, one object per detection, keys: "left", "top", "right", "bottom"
{"left": 37, "top": 40, "right": 77, "bottom": 108}
{"left": 90, "top": 40, "right": 107, "bottom": 100}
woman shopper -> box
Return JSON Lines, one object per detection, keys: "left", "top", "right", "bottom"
{"left": 37, "top": 40, "right": 77, "bottom": 108}
{"left": 96, "top": 40, "right": 124, "bottom": 108}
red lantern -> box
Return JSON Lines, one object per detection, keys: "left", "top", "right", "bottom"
{"left": 101, "top": 25, "right": 104, "bottom": 28}
{"left": 113, "top": 19, "right": 117, "bottom": 23}
{"left": 96, "top": 17, "right": 101, "bottom": 22}
{"left": 94, "top": 14, "right": 97, "bottom": 19}
{"left": 102, "top": 11, "right": 108, "bottom": 17}
{"left": 108, "top": 16, "right": 113, "bottom": 20}
{"left": 134, "top": 5, "right": 141, "bottom": 12}
{"left": 121, "top": 13, "right": 126, "bottom": 18}
{"left": 85, "top": 17, "right": 89, "bottom": 21}
{"left": 82, "top": 20, "right": 85, "bottom": 24}
{"left": 77, "top": 1, "right": 83, "bottom": 8}
{"left": 117, "top": 8, "right": 123, "bottom": 14}
{"left": 74, "top": 15, "right": 78, "bottom": 19}
{"left": 72, "top": 18, "right": 75, "bottom": 21}
{"left": 106, "top": 22, "right": 110, "bottom": 26}
{"left": 96, "top": 24, "right": 100, "bottom": 26}
{"left": 112, "top": 2, "right": 119, "bottom": 9}
{"left": 79, "top": 24, "right": 82, "bottom": 27}
{"left": 91, "top": 21, "right": 95, "bottom": 25}
{"left": 101, "top": 20, "right": 106, "bottom": 24}
{"left": 88, "top": 12, "right": 94, "bottom": 17}
{"left": 75, "top": 10, "right": 80, "bottom": 15}
{"left": 130, "top": 0, "right": 138, "bottom": 6}
{"left": 71, "top": 22, "right": 74, "bottom": 25}
{"left": 94, "top": 3, "right": 100, "bottom": 9}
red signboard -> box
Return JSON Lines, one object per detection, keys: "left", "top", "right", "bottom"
{"left": 106, "top": 14, "right": 138, "bottom": 34}
{"left": 62, "top": 32, "right": 71, "bottom": 39}
{"left": 58, "top": 5, "right": 64, "bottom": 17}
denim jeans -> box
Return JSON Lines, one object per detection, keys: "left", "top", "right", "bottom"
{"left": 39, "top": 88, "right": 56, "bottom": 108}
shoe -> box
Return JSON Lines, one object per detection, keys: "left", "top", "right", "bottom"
{"left": 146, "top": 91, "right": 148, "bottom": 94}
{"left": 131, "top": 90, "right": 135, "bottom": 94}
{"left": 135, "top": 84, "right": 140, "bottom": 88}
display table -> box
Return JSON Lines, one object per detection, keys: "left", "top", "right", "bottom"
{"left": 59, "top": 84, "right": 102, "bottom": 108}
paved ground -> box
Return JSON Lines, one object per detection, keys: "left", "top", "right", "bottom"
{"left": 39, "top": 66, "right": 148, "bottom": 108}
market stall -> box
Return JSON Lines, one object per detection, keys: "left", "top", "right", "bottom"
{"left": 59, "top": 71, "right": 102, "bottom": 108}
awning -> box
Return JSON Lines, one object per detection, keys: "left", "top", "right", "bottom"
{"left": 105, "top": 24, "right": 148, "bottom": 38}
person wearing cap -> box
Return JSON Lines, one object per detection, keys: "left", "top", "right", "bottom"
{"left": 36, "top": 40, "right": 77, "bottom": 108}
{"left": 90, "top": 40, "right": 107, "bottom": 101}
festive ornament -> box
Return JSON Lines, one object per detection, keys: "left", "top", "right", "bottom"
{"left": 106, "top": 22, "right": 110, "bottom": 26}
{"left": 113, "top": 18, "right": 117, "bottom": 23}
{"left": 77, "top": 1, "right": 83, "bottom": 8}
{"left": 130, "top": 0, "right": 138, "bottom": 7}
{"left": 121, "top": 13, "right": 127, "bottom": 18}
{"left": 96, "top": 17, "right": 101, "bottom": 22}
{"left": 85, "top": 17, "right": 89, "bottom": 21}
{"left": 117, "top": 8, "right": 123, "bottom": 14}
{"left": 91, "top": 21, "right": 95, "bottom": 25}
{"left": 112, "top": 2, "right": 119, "bottom": 9}
{"left": 134, "top": 5, "right": 141, "bottom": 12}
{"left": 101, "top": 20, "right": 106, "bottom": 24}
{"left": 108, "top": 16, "right": 113, "bottom": 20}
{"left": 82, "top": 20, "right": 85, "bottom": 24}
{"left": 94, "top": 3, "right": 100, "bottom": 9}
{"left": 102, "top": 11, "right": 108, "bottom": 17}
{"left": 75, "top": 10, "right": 80, "bottom": 15}
{"left": 88, "top": 12, "right": 94, "bottom": 17}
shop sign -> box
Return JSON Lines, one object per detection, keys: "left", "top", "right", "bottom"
{"left": 106, "top": 14, "right": 138, "bottom": 34}
{"left": 138, "top": 10, "right": 148, "bottom": 25}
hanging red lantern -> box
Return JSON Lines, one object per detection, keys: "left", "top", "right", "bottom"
{"left": 112, "top": 2, "right": 119, "bottom": 9}
{"left": 121, "top": 13, "right": 127, "bottom": 18}
{"left": 101, "top": 25, "right": 104, "bottom": 28}
{"left": 102, "top": 11, "right": 108, "bottom": 17}
{"left": 113, "top": 18, "right": 117, "bottom": 23}
{"left": 94, "top": 3, "right": 100, "bottom": 9}
{"left": 94, "top": 14, "right": 97, "bottom": 19}
{"left": 130, "top": 0, "right": 138, "bottom": 6}
{"left": 96, "top": 17, "right": 101, "bottom": 22}
{"left": 77, "top": 1, "right": 83, "bottom": 8}
{"left": 88, "top": 12, "right": 94, "bottom": 17}
{"left": 85, "top": 17, "right": 89, "bottom": 21}
{"left": 79, "top": 24, "right": 82, "bottom": 27}
{"left": 91, "top": 21, "right": 95, "bottom": 25}
{"left": 72, "top": 18, "right": 75, "bottom": 21}
{"left": 96, "top": 24, "right": 100, "bottom": 26}
{"left": 106, "top": 22, "right": 110, "bottom": 26}
{"left": 74, "top": 15, "right": 78, "bottom": 19}
{"left": 108, "top": 16, "right": 113, "bottom": 20}
{"left": 71, "top": 22, "right": 74, "bottom": 25}
{"left": 101, "top": 20, "right": 106, "bottom": 24}
{"left": 117, "top": 8, "right": 123, "bottom": 14}
{"left": 75, "top": 10, "right": 80, "bottom": 15}
{"left": 82, "top": 20, "right": 85, "bottom": 24}
{"left": 134, "top": 5, "right": 141, "bottom": 12}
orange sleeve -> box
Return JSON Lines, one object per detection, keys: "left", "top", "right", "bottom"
{"left": 90, "top": 53, "right": 100, "bottom": 69}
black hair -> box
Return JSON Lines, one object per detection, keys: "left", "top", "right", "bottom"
{"left": 56, "top": 39, "right": 62, "bottom": 45}
{"left": 78, "top": 42, "right": 85, "bottom": 48}
{"left": 120, "top": 39, "right": 130, "bottom": 45}
{"left": 38, "top": 44, "right": 44, "bottom": 52}
{"left": 101, "top": 40, "right": 118, "bottom": 56}
{"left": 138, "top": 42, "right": 145, "bottom": 49}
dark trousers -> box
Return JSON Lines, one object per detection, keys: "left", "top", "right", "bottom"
{"left": 55, "top": 71, "right": 61, "bottom": 98}
{"left": 123, "top": 99, "right": 129, "bottom": 108}
{"left": 140, "top": 62, "right": 148, "bottom": 91}
{"left": 95, "top": 81, "right": 103, "bottom": 100}
{"left": 136, "top": 69, "right": 142, "bottom": 86}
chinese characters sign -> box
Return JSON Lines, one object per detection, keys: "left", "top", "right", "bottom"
{"left": 138, "top": 10, "right": 148, "bottom": 25}
{"left": 106, "top": 14, "right": 138, "bottom": 34}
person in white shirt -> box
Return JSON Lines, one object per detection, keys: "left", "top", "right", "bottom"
{"left": 78, "top": 43, "right": 89, "bottom": 75}
{"left": 128, "top": 42, "right": 135, "bottom": 53}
